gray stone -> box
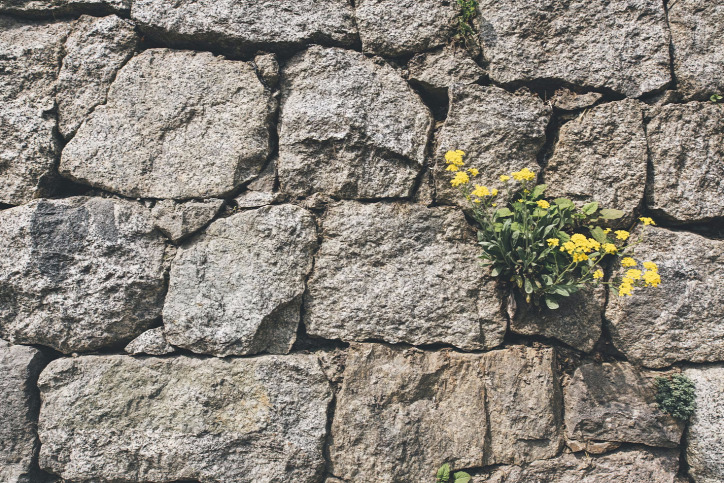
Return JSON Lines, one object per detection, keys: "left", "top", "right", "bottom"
{"left": 646, "top": 102, "right": 724, "bottom": 223}
{"left": 37, "top": 354, "right": 332, "bottom": 482}
{"left": 163, "top": 204, "right": 317, "bottom": 357}
{"left": 606, "top": 226, "right": 724, "bottom": 368}
{"left": 408, "top": 45, "right": 486, "bottom": 97}
{"left": 480, "top": 448, "right": 680, "bottom": 483}
{"left": 545, "top": 99, "right": 648, "bottom": 225}
{"left": 669, "top": 0, "right": 724, "bottom": 100}
{"left": 565, "top": 440, "right": 621, "bottom": 455}
{"left": 0, "top": 197, "right": 167, "bottom": 353}
{"left": 279, "top": 46, "right": 433, "bottom": 199}
{"left": 60, "top": 49, "right": 276, "bottom": 200}
{"left": 304, "top": 202, "right": 506, "bottom": 350}
{"left": 124, "top": 327, "right": 175, "bottom": 356}
{"left": 150, "top": 199, "right": 224, "bottom": 243}
{"left": 355, "top": 0, "right": 458, "bottom": 57}
{"left": 565, "top": 362, "right": 684, "bottom": 449}
{"left": 56, "top": 15, "right": 138, "bottom": 139}
{"left": 551, "top": 89, "right": 603, "bottom": 111}
{"left": 254, "top": 52, "right": 279, "bottom": 88}
{"left": 330, "top": 343, "right": 562, "bottom": 482}
{"left": 131, "top": 0, "right": 357, "bottom": 56}
{"left": 234, "top": 159, "right": 284, "bottom": 209}
{"left": 511, "top": 284, "right": 604, "bottom": 353}
{"left": 0, "top": 343, "right": 47, "bottom": 483}
{"left": 477, "top": 0, "right": 671, "bottom": 98}
{"left": 684, "top": 365, "right": 724, "bottom": 483}
{"left": 434, "top": 84, "right": 550, "bottom": 205}
{"left": 0, "top": 17, "right": 69, "bottom": 206}
{"left": 0, "top": 0, "right": 128, "bottom": 17}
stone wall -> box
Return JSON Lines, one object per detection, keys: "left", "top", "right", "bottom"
{"left": 0, "top": 1, "right": 722, "bottom": 482}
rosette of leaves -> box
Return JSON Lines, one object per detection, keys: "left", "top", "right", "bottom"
{"left": 655, "top": 374, "right": 696, "bottom": 421}
{"left": 436, "top": 463, "right": 471, "bottom": 483}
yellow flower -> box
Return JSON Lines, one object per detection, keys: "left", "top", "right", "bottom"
{"left": 643, "top": 261, "right": 658, "bottom": 272}
{"left": 445, "top": 150, "right": 465, "bottom": 167}
{"left": 587, "top": 238, "right": 601, "bottom": 251}
{"left": 602, "top": 243, "right": 617, "bottom": 254}
{"left": 626, "top": 269, "right": 642, "bottom": 280}
{"left": 511, "top": 168, "right": 536, "bottom": 182}
{"left": 471, "top": 185, "right": 490, "bottom": 197}
{"left": 593, "top": 269, "right": 604, "bottom": 279}
{"left": 573, "top": 252, "right": 589, "bottom": 263}
{"left": 603, "top": 228, "right": 612, "bottom": 234}
{"left": 473, "top": 199, "right": 481, "bottom": 203}
{"left": 499, "top": 175, "right": 511, "bottom": 182}
{"left": 547, "top": 238, "right": 559, "bottom": 247}
{"left": 619, "top": 281, "right": 634, "bottom": 297}
{"left": 446, "top": 164, "right": 459, "bottom": 172}
{"left": 450, "top": 171, "right": 470, "bottom": 187}
{"left": 615, "top": 230, "right": 630, "bottom": 241}
{"left": 491, "top": 188, "right": 498, "bottom": 196}
{"left": 536, "top": 200, "right": 550, "bottom": 209}
{"left": 570, "top": 234, "right": 588, "bottom": 246}
{"left": 639, "top": 217, "right": 656, "bottom": 226}
{"left": 492, "top": 203, "right": 497, "bottom": 207}
{"left": 561, "top": 241, "right": 576, "bottom": 253}
{"left": 643, "top": 270, "right": 661, "bottom": 287}
{"left": 468, "top": 168, "right": 479, "bottom": 176}
{"left": 621, "top": 257, "right": 636, "bottom": 268}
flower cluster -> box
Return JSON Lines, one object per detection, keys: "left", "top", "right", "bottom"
{"left": 618, "top": 259, "right": 660, "bottom": 296}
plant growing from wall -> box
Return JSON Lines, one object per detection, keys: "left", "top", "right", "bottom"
{"left": 454, "top": 0, "right": 478, "bottom": 44}
{"left": 710, "top": 94, "right": 722, "bottom": 103}
{"left": 436, "top": 463, "right": 472, "bottom": 483}
{"left": 655, "top": 374, "right": 696, "bottom": 421}
{"left": 444, "top": 150, "right": 661, "bottom": 309}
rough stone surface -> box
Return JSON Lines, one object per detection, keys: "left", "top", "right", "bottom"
{"left": 0, "top": 16, "right": 69, "bottom": 205}
{"left": 305, "top": 202, "right": 506, "bottom": 350}
{"left": 131, "top": 0, "right": 357, "bottom": 56}
{"left": 551, "top": 89, "right": 603, "bottom": 111}
{"left": 684, "top": 365, "right": 724, "bottom": 483}
{"left": 37, "top": 354, "right": 332, "bottom": 483}
{"left": 606, "top": 226, "right": 724, "bottom": 368}
{"left": 545, "top": 99, "right": 648, "bottom": 224}
{"left": 330, "top": 344, "right": 562, "bottom": 482}
{"left": 163, "top": 205, "right": 317, "bottom": 357}
{"left": 668, "top": 0, "right": 724, "bottom": 100}
{"left": 234, "top": 159, "right": 284, "bottom": 209}
{"left": 279, "top": 46, "right": 432, "bottom": 200}
{"left": 150, "top": 199, "right": 224, "bottom": 243}
{"left": 407, "top": 45, "right": 486, "bottom": 97}
{"left": 60, "top": 49, "right": 276, "bottom": 200}
{"left": 511, "top": 284, "right": 604, "bottom": 353}
{"left": 56, "top": 15, "right": 138, "bottom": 139}
{"left": 355, "top": 0, "right": 458, "bottom": 57}
{"left": 477, "top": 0, "right": 671, "bottom": 97}
{"left": 124, "top": 327, "right": 175, "bottom": 356}
{"left": 0, "top": 342, "right": 47, "bottom": 483}
{"left": 254, "top": 52, "right": 279, "bottom": 88}
{"left": 565, "top": 362, "right": 684, "bottom": 448}
{"left": 0, "top": 197, "right": 167, "bottom": 353}
{"left": 646, "top": 102, "right": 724, "bottom": 223}
{"left": 0, "top": 0, "right": 128, "bottom": 17}
{"left": 434, "top": 84, "right": 551, "bottom": 204}
{"left": 480, "top": 448, "right": 680, "bottom": 483}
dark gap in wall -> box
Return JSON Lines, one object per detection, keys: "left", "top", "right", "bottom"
{"left": 0, "top": 6, "right": 130, "bottom": 22}
{"left": 535, "top": 112, "right": 563, "bottom": 173}
{"left": 409, "top": 81, "right": 450, "bottom": 122}
{"left": 662, "top": 0, "right": 679, "bottom": 92}
{"left": 594, "top": 317, "right": 630, "bottom": 362}
{"left": 502, "top": 331, "right": 587, "bottom": 357}
{"left": 489, "top": 77, "right": 623, "bottom": 105}
{"left": 0, "top": 202, "right": 13, "bottom": 210}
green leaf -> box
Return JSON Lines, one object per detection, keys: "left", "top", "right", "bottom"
{"left": 554, "top": 198, "right": 574, "bottom": 209}
{"left": 437, "top": 463, "right": 450, "bottom": 483}
{"left": 544, "top": 296, "right": 560, "bottom": 310}
{"left": 495, "top": 208, "right": 514, "bottom": 218}
{"left": 589, "top": 226, "right": 608, "bottom": 244}
{"left": 558, "top": 232, "right": 571, "bottom": 243}
{"left": 454, "top": 472, "right": 472, "bottom": 483}
{"left": 530, "top": 184, "right": 547, "bottom": 199}
{"left": 490, "top": 266, "right": 502, "bottom": 277}
{"left": 582, "top": 201, "right": 599, "bottom": 216}
{"left": 599, "top": 208, "right": 624, "bottom": 220}
{"left": 524, "top": 277, "right": 534, "bottom": 294}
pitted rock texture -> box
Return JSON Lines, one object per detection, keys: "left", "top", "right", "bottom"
{"left": 0, "top": 342, "right": 47, "bottom": 483}
{"left": 511, "top": 284, "right": 604, "bottom": 353}
{"left": 37, "top": 354, "right": 332, "bottom": 483}
{"left": 60, "top": 48, "right": 276, "bottom": 200}
{"left": 646, "top": 102, "right": 724, "bottom": 223}
{"left": 56, "top": 15, "right": 138, "bottom": 139}
{"left": 477, "top": 0, "right": 671, "bottom": 97}
{"left": 150, "top": 199, "right": 224, "bottom": 243}
{"left": 434, "top": 84, "right": 550, "bottom": 204}
{"left": 234, "top": 159, "right": 283, "bottom": 209}
{"left": 551, "top": 88, "right": 603, "bottom": 111}
{"left": 0, "top": 0, "right": 128, "bottom": 17}
{"left": 131, "top": 0, "right": 357, "bottom": 56}
{"left": 0, "top": 197, "right": 166, "bottom": 353}
{"left": 279, "top": 46, "right": 432, "bottom": 200}
{"left": 305, "top": 202, "right": 506, "bottom": 350}
{"left": 408, "top": 45, "right": 486, "bottom": 97}
{"left": 480, "top": 447, "right": 680, "bottom": 483}
{"left": 330, "top": 344, "right": 562, "bottom": 482}
{"left": 684, "top": 365, "right": 724, "bottom": 483}
{"left": 606, "top": 226, "right": 724, "bottom": 368}
{"left": 355, "top": 0, "right": 458, "bottom": 57}
{"left": 668, "top": 0, "right": 724, "bottom": 100}
{"left": 545, "top": 99, "right": 647, "bottom": 224}
{"left": 565, "top": 362, "right": 683, "bottom": 448}
{"left": 163, "top": 205, "right": 317, "bottom": 357}
{"left": 254, "top": 52, "right": 280, "bottom": 88}
{"left": 0, "top": 16, "right": 69, "bottom": 206}
{"left": 124, "top": 327, "right": 175, "bottom": 356}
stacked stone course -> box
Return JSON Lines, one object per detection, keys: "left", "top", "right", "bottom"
{"left": 0, "top": 0, "right": 722, "bottom": 481}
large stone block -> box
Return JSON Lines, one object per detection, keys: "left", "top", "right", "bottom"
{"left": 606, "top": 227, "right": 724, "bottom": 368}
{"left": 669, "top": 0, "right": 724, "bottom": 100}
{"left": 279, "top": 46, "right": 432, "bottom": 200}
{"left": 37, "top": 354, "right": 332, "bottom": 482}
{"left": 408, "top": 45, "right": 486, "bottom": 98}
{"left": 0, "top": 0, "right": 128, "bottom": 17}
{"left": 131, "top": 0, "right": 357, "bottom": 56}
{"left": 60, "top": 49, "right": 276, "bottom": 199}
{"left": 0, "top": 342, "right": 47, "bottom": 483}
{"left": 329, "top": 344, "right": 562, "bottom": 482}
{"left": 0, "top": 197, "right": 167, "bottom": 353}
{"left": 0, "top": 16, "right": 69, "bottom": 205}
{"left": 304, "top": 202, "right": 506, "bottom": 350}
{"left": 477, "top": 0, "right": 671, "bottom": 97}
{"left": 646, "top": 102, "right": 724, "bottom": 223}
{"left": 684, "top": 365, "right": 724, "bottom": 483}
{"left": 163, "top": 205, "right": 317, "bottom": 357}
{"left": 434, "top": 84, "right": 550, "bottom": 205}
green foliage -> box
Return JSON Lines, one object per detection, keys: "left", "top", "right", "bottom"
{"left": 455, "top": 0, "right": 478, "bottom": 42}
{"left": 655, "top": 374, "right": 696, "bottom": 421}
{"left": 710, "top": 94, "right": 723, "bottom": 103}
{"left": 436, "top": 463, "right": 471, "bottom": 483}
